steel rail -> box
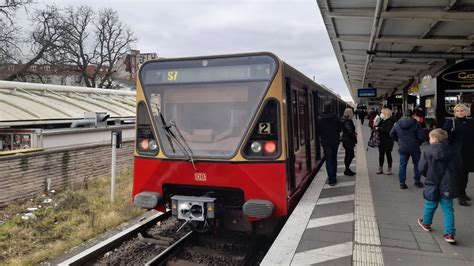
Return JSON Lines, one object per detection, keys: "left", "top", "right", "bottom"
{"left": 145, "top": 231, "right": 195, "bottom": 266}
{"left": 58, "top": 211, "right": 171, "bottom": 266}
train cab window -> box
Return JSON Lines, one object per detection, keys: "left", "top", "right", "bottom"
{"left": 139, "top": 54, "right": 277, "bottom": 158}
{"left": 292, "top": 90, "right": 299, "bottom": 151}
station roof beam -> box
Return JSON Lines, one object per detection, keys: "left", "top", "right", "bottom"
{"left": 317, "top": 0, "right": 474, "bottom": 102}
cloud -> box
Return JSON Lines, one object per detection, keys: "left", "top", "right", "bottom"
{"left": 37, "top": 0, "right": 352, "bottom": 101}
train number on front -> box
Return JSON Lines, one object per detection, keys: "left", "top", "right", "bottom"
{"left": 167, "top": 71, "right": 178, "bottom": 81}
{"left": 258, "top": 122, "right": 271, "bottom": 134}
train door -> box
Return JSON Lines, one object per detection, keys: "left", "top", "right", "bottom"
{"left": 286, "top": 80, "right": 311, "bottom": 194}
{"left": 292, "top": 88, "right": 305, "bottom": 188}
{"left": 311, "top": 91, "right": 320, "bottom": 166}
{"left": 285, "top": 78, "right": 296, "bottom": 193}
{"left": 315, "top": 91, "right": 326, "bottom": 160}
{"left": 299, "top": 89, "right": 311, "bottom": 173}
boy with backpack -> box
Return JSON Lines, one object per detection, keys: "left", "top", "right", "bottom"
{"left": 417, "top": 128, "right": 460, "bottom": 244}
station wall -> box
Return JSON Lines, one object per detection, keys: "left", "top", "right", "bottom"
{"left": 0, "top": 141, "right": 134, "bottom": 207}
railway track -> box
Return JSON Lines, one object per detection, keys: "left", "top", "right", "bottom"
{"left": 58, "top": 211, "right": 185, "bottom": 265}
{"left": 58, "top": 211, "right": 272, "bottom": 265}
{"left": 144, "top": 231, "right": 194, "bottom": 265}
{"left": 163, "top": 232, "right": 270, "bottom": 265}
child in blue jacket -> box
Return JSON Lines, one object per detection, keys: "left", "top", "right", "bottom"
{"left": 417, "top": 128, "right": 460, "bottom": 244}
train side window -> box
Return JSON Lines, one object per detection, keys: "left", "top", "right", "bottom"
{"left": 309, "top": 93, "right": 314, "bottom": 141}
{"left": 292, "top": 89, "right": 299, "bottom": 151}
{"left": 298, "top": 91, "right": 306, "bottom": 145}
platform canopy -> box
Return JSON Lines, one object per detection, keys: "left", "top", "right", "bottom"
{"left": 0, "top": 81, "right": 136, "bottom": 127}
{"left": 317, "top": 0, "right": 474, "bottom": 102}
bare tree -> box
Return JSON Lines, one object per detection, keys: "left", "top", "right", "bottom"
{"left": 1, "top": 3, "right": 136, "bottom": 87}
{"left": 0, "top": 0, "right": 31, "bottom": 63}
{"left": 56, "top": 5, "right": 95, "bottom": 87}
{"left": 95, "top": 8, "right": 136, "bottom": 88}
{"left": 5, "top": 5, "right": 63, "bottom": 81}
{"left": 57, "top": 6, "right": 136, "bottom": 88}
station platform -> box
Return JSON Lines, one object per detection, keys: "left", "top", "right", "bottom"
{"left": 262, "top": 120, "right": 474, "bottom": 265}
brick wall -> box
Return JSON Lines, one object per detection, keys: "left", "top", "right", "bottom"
{"left": 0, "top": 141, "right": 134, "bottom": 207}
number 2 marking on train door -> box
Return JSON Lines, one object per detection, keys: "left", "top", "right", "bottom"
{"left": 258, "top": 123, "right": 271, "bottom": 134}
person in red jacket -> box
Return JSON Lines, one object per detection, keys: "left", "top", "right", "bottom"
{"left": 413, "top": 106, "right": 426, "bottom": 127}
{"left": 368, "top": 108, "right": 377, "bottom": 129}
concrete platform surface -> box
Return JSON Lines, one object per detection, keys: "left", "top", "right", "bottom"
{"left": 262, "top": 120, "right": 474, "bottom": 265}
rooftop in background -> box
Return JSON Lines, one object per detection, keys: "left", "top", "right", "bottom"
{"left": 317, "top": 0, "right": 474, "bottom": 102}
{"left": 0, "top": 80, "right": 136, "bottom": 128}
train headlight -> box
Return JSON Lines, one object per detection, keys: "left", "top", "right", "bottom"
{"left": 250, "top": 141, "right": 262, "bottom": 153}
{"left": 140, "top": 139, "right": 149, "bottom": 150}
{"left": 148, "top": 139, "right": 158, "bottom": 151}
{"left": 263, "top": 140, "right": 277, "bottom": 155}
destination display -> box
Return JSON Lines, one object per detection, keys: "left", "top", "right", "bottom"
{"left": 358, "top": 88, "right": 377, "bottom": 97}
{"left": 143, "top": 63, "right": 272, "bottom": 84}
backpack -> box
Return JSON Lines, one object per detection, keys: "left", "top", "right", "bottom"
{"left": 367, "top": 130, "right": 380, "bottom": 151}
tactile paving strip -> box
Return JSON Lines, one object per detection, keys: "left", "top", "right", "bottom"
{"left": 354, "top": 123, "right": 384, "bottom": 265}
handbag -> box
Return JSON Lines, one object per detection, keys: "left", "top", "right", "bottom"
{"left": 367, "top": 130, "right": 380, "bottom": 150}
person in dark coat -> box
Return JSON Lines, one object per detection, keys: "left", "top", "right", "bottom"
{"left": 390, "top": 110, "right": 426, "bottom": 189}
{"left": 341, "top": 108, "right": 357, "bottom": 176}
{"left": 357, "top": 108, "right": 366, "bottom": 125}
{"left": 443, "top": 103, "right": 474, "bottom": 206}
{"left": 417, "top": 128, "right": 460, "bottom": 244}
{"left": 317, "top": 101, "right": 342, "bottom": 186}
{"left": 375, "top": 108, "right": 396, "bottom": 175}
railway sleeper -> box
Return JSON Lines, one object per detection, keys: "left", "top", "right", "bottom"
{"left": 138, "top": 232, "right": 172, "bottom": 246}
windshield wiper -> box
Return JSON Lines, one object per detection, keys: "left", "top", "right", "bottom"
{"left": 159, "top": 112, "right": 175, "bottom": 153}
{"left": 159, "top": 114, "right": 196, "bottom": 170}
{"left": 169, "top": 121, "right": 196, "bottom": 170}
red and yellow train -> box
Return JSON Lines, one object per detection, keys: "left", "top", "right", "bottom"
{"left": 132, "top": 52, "right": 346, "bottom": 233}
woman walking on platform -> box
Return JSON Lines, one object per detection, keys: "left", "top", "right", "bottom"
{"left": 375, "top": 108, "right": 396, "bottom": 175}
{"left": 341, "top": 108, "right": 357, "bottom": 176}
{"left": 443, "top": 103, "right": 474, "bottom": 206}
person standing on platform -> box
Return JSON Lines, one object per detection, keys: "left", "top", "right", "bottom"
{"left": 368, "top": 108, "right": 377, "bottom": 129}
{"left": 341, "top": 108, "right": 357, "bottom": 176}
{"left": 358, "top": 108, "right": 366, "bottom": 125}
{"left": 317, "top": 101, "right": 342, "bottom": 186}
{"left": 390, "top": 110, "right": 426, "bottom": 189}
{"left": 417, "top": 129, "right": 460, "bottom": 244}
{"left": 443, "top": 103, "right": 474, "bottom": 206}
{"left": 375, "top": 108, "right": 396, "bottom": 175}
{"left": 413, "top": 106, "right": 426, "bottom": 127}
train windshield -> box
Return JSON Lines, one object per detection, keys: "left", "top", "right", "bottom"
{"left": 139, "top": 55, "right": 277, "bottom": 158}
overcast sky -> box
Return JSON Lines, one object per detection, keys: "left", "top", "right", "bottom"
{"left": 34, "top": 0, "right": 352, "bottom": 101}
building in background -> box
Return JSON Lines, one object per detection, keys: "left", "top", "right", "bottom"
{"left": 0, "top": 50, "right": 158, "bottom": 90}
{"left": 122, "top": 50, "right": 158, "bottom": 82}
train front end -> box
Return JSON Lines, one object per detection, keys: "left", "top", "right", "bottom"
{"left": 132, "top": 53, "right": 288, "bottom": 232}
